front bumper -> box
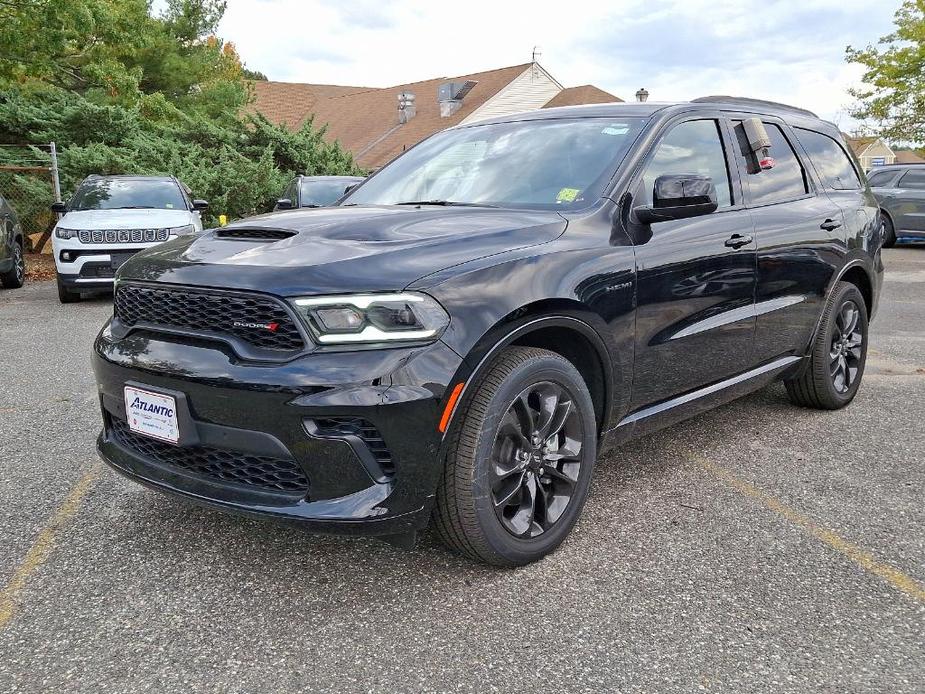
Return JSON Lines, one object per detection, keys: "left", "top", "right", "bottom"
{"left": 93, "top": 323, "right": 464, "bottom": 536}
{"left": 53, "top": 236, "right": 174, "bottom": 288}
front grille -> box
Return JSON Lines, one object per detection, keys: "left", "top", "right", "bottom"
{"left": 78, "top": 262, "right": 115, "bottom": 279}
{"left": 79, "top": 228, "right": 169, "bottom": 244}
{"left": 114, "top": 284, "right": 305, "bottom": 352}
{"left": 314, "top": 417, "right": 394, "bottom": 477}
{"left": 110, "top": 418, "right": 309, "bottom": 494}
{"left": 215, "top": 228, "right": 295, "bottom": 241}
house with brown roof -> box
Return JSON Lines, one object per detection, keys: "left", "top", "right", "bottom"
{"left": 845, "top": 136, "right": 896, "bottom": 169}
{"left": 250, "top": 63, "right": 620, "bottom": 169}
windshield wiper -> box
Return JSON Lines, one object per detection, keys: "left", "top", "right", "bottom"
{"left": 395, "top": 200, "right": 499, "bottom": 208}
{"left": 115, "top": 205, "right": 156, "bottom": 209}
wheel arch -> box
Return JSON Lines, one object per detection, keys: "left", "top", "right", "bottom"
{"left": 439, "top": 300, "right": 619, "bottom": 443}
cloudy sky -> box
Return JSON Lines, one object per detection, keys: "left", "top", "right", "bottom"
{"left": 217, "top": 0, "right": 901, "bottom": 129}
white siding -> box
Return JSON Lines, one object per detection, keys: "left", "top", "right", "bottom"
{"left": 460, "top": 64, "right": 563, "bottom": 125}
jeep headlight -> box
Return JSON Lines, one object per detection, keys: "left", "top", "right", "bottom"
{"left": 291, "top": 293, "right": 449, "bottom": 345}
{"left": 55, "top": 227, "right": 79, "bottom": 239}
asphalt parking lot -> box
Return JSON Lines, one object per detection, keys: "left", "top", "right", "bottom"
{"left": 1, "top": 248, "right": 923, "bottom": 693}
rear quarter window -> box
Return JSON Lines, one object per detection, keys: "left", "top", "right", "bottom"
{"left": 733, "top": 121, "right": 808, "bottom": 205}
{"left": 794, "top": 128, "right": 861, "bottom": 190}
{"left": 899, "top": 169, "right": 925, "bottom": 190}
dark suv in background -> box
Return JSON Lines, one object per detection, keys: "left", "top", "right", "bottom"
{"left": 0, "top": 192, "right": 25, "bottom": 289}
{"left": 274, "top": 175, "right": 365, "bottom": 210}
{"left": 92, "top": 97, "right": 882, "bottom": 567}
{"left": 867, "top": 164, "right": 925, "bottom": 246}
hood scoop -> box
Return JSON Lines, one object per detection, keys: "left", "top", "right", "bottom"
{"left": 214, "top": 228, "right": 296, "bottom": 242}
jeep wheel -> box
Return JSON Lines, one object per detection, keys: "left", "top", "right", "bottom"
{"left": 57, "top": 275, "right": 80, "bottom": 303}
{"left": 434, "top": 346, "right": 597, "bottom": 567}
{"left": 786, "top": 281, "right": 868, "bottom": 409}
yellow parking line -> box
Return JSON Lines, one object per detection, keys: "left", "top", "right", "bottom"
{"left": 692, "top": 454, "right": 924, "bottom": 604}
{"left": 0, "top": 463, "right": 101, "bottom": 629}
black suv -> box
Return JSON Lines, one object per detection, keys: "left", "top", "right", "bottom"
{"left": 0, "top": 193, "right": 25, "bottom": 289}
{"left": 93, "top": 98, "right": 883, "bottom": 566}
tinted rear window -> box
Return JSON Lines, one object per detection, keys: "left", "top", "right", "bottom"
{"left": 867, "top": 170, "right": 898, "bottom": 187}
{"left": 733, "top": 122, "right": 808, "bottom": 205}
{"left": 899, "top": 169, "right": 925, "bottom": 190}
{"left": 794, "top": 128, "right": 861, "bottom": 190}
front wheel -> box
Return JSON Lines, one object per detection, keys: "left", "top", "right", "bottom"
{"left": 786, "top": 281, "right": 868, "bottom": 409}
{"left": 0, "top": 242, "right": 25, "bottom": 288}
{"left": 881, "top": 213, "right": 897, "bottom": 248}
{"left": 57, "top": 275, "right": 80, "bottom": 303}
{"left": 434, "top": 347, "right": 597, "bottom": 567}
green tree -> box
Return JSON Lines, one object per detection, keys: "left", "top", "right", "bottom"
{"left": 847, "top": 0, "right": 925, "bottom": 143}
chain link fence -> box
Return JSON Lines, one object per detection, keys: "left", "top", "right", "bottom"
{"left": 0, "top": 143, "right": 62, "bottom": 252}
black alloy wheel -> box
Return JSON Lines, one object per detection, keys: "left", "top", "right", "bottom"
{"left": 829, "top": 300, "right": 863, "bottom": 394}
{"left": 0, "top": 242, "right": 25, "bottom": 288}
{"left": 434, "top": 346, "right": 597, "bottom": 567}
{"left": 786, "top": 281, "right": 868, "bottom": 410}
{"left": 490, "top": 381, "right": 584, "bottom": 538}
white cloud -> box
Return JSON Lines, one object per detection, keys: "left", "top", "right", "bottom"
{"left": 219, "top": 0, "right": 901, "bottom": 126}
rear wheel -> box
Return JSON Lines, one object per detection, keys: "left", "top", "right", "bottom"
{"left": 0, "top": 242, "right": 25, "bottom": 288}
{"left": 57, "top": 275, "right": 80, "bottom": 303}
{"left": 785, "top": 281, "right": 868, "bottom": 409}
{"left": 881, "top": 213, "right": 897, "bottom": 248}
{"left": 434, "top": 347, "right": 597, "bottom": 567}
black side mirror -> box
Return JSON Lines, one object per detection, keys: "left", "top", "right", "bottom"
{"left": 192, "top": 199, "right": 209, "bottom": 211}
{"left": 635, "top": 174, "right": 718, "bottom": 224}
{"left": 274, "top": 198, "right": 293, "bottom": 211}
{"left": 343, "top": 184, "right": 359, "bottom": 196}
{"left": 51, "top": 201, "right": 67, "bottom": 214}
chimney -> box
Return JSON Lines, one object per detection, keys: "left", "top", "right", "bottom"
{"left": 438, "top": 80, "right": 477, "bottom": 118}
{"left": 398, "top": 91, "right": 416, "bottom": 124}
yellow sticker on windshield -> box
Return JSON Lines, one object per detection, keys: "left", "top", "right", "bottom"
{"left": 556, "top": 188, "right": 580, "bottom": 203}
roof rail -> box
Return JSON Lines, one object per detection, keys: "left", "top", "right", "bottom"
{"left": 691, "top": 96, "right": 818, "bottom": 119}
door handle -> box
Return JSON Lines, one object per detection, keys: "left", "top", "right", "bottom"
{"left": 820, "top": 218, "right": 842, "bottom": 231}
{"left": 724, "top": 233, "right": 753, "bottom": 249}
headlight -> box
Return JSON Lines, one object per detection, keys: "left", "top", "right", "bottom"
{"left": 168, "top": 224, "right": 196, "bottom": 236}
{"left": 291, "top": 292, "right": 449, "bottom": 345}
{"left": 55, "top": 227, "right": 79, "bottom": 239}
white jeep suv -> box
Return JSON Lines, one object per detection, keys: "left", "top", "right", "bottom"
{"left": 52, "top": 175, "right": 206, "bottom": 303}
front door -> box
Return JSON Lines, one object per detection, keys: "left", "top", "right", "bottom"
{"left": 893, "top": 168, "right": 925, "bottom": 234}
{"left": 630, "top": 118, "right": 758, "bottom": 409}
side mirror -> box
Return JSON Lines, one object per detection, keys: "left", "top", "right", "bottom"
{"left": 343, "top": 184, "right": 359, "bottom": 196}
{"left": 635, "top": 174, "right": 718, "bottom": 224}
{"left": 51, "top": 201, "right": 67, "bottom": 214}
{"left": 192, "top": 199, "right": 209, "bottom": 211}
{"left": 274, "top": 198, "right": 293, "bottom": 211}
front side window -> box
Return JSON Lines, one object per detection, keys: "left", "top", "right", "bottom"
{"left": 899, "top": 169, "right": 925, "bottom": 190}
{"left": 344, "top": 117, "right": 647, "bottom": 210}
{"left": 640, "top": 119, "right": 732, "bottom": 207}
{"left": 794, "top": 128, "right": 861, "bottom": 190}
{"left": 70, "top": 178, "right": 187, "bottom": 211}
{"left": 734, "top": 122, "right": 808, "bottom": 205}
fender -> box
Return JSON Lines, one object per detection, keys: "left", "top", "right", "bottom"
{"left": 801, "top": 256, "right": 875, "bottom": 361}
{"left": 437, "top": 314, "right": 616, "bottom": 444}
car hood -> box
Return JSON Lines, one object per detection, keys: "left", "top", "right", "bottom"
{"left": 58, "top": 209, "right": 194, "bottom": 229}
{"left": 119, "top": 205, "right": 567, "bottom": 295}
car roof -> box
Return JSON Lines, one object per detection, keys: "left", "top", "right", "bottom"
{"left": 460, "top": 98, "right": 836, "bottom": 133}
{"left": 83, "top": 174, "right": 177, "bottom": 183}
{"left": 867, "top": 163, "right": 925, "bottom": 170}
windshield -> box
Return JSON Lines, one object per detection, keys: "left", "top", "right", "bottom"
{"left": 70, "top": 179, "right": 187, "bottom": 211}
{"left": 301, "top": 180, "right": 357, "bottom": 207}
{"left": 344, "top": 117, "right": 646, "bottom": 210}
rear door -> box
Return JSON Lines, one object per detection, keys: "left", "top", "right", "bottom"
{"left": 731, "top": 117, "right": 844, "bottom": 364}
{"left": 893, "top": 168, "right": 925, "bottom": 234}
{"left": 630, "top": 116, "right": 757, "bottom": 409}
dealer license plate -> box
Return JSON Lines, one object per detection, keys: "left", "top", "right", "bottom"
{"left": 124, "top": 385, "right": 180, "bottom": 444}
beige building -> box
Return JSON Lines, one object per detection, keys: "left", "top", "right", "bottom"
{"left": 846, "top": 136, "right": 897, "bottom": 169}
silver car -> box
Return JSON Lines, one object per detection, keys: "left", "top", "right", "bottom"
{"left": 867, "top": 164, "right": 925, "bottom": 247}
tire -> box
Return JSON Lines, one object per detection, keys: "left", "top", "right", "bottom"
{"left": 881, "top": 212, "right": 897, "bottom": 248}
{"left": 434, "top": 346, "right": 597, "bottom": 567}
{"left": 785, "top": 281, "right": 868, "bottom": 410}
{"left": 57, "top": 275, "right": 80, "bottom": 303}
{"left": 0, "top": 241, "right": 25, "bottom": 289}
